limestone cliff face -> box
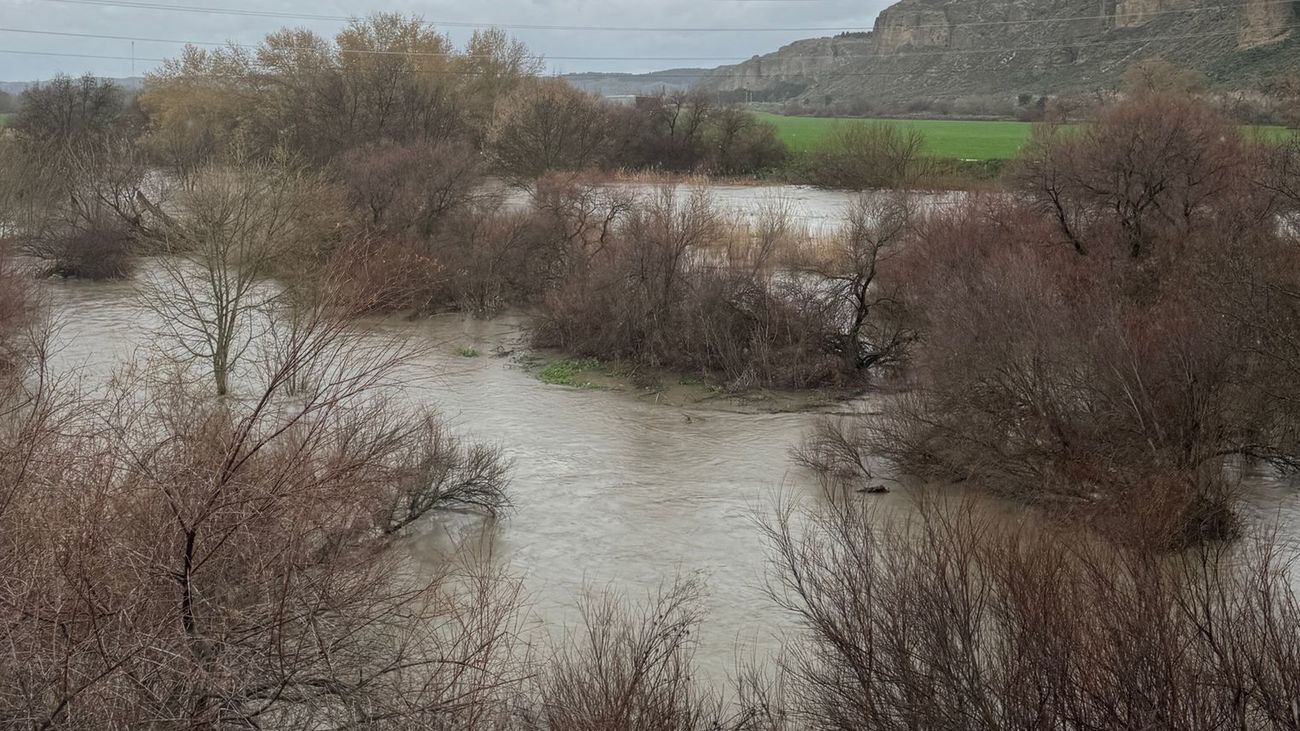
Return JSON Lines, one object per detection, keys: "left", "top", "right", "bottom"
{"left": 695, "top": 0, "right": 1299, "bottom": 103}
{"left": 872, "top": 1, "right": 953, "bottom": 53}
{"left": 1240, "top": 0, "right": 1296, "bottom": 47}
{"left": 702, "top": 35, "right": 873, "bottom": 97}
{"left": 725, "top": 36, "right": 871, "bottom": 87}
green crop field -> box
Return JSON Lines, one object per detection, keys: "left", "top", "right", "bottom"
{"left": 754, "top": 113, "right": 1035, "bottom": 160}
{"left": 754, "top": 112, "right": 1293, "bottom": 161}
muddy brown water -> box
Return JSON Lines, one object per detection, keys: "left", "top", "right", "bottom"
{"left": 42, "top": 262, "right": 908, "bottom": 682}
{"left": 36, "top": 182, "right": 1300, "bottom": 685}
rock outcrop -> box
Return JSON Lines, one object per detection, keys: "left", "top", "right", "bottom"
{"left": 695, "top": 0, "right": 1299, "bottom": 105}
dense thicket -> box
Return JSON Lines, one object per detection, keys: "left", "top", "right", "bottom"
{"left": 0, "top": 75, "right": 150, "bottom": 278}
{"left": 745, "top": 494, "right": 1300, "bottom": 731}
{"left": 135, "top": 16, "right": 784, "bottom": 180}
{"left": 799, "top": 94, "right": 1300, "bottom": 543}
{"left": 530, "top": 185, "right": 912, "bottom": 388}
{"left": 0, "top": 248, "right": 524, "bottom": 726}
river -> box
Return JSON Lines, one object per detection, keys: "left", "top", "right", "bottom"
{"left": 36, "top": 181, "right": 1300, "bottom": 685}
{"left": 46, "top": 272, "right": 915, "bottom": 682}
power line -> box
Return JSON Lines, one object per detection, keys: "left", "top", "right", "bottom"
{"left": 2, "top": 21, "right": 1292, "bottom": 71}
{"left": 0, "top": 47, "right": 1016, "bottom": 79}
{"left": 4, "top": 21, "right": 1290, "bottom": 81}
{"left": 0, "top": 48, "right": 167, "bottom": 62}
{"left": 39, "top": 0, "right": 1300, "bottom": 35}
{"left": 0, "top": 28, "right": 750, "bottom": 61}
{"left": 41, "top": 0, "right": 875, "bottom": 33}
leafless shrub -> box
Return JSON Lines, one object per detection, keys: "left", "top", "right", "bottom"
{"left": 489, "top": 78, "right": 612, "bottom": 180}
{"left": 325, "top": 231, "right": 449, "bottom": 314}
{"left": 337, "top": 139, "right": 487, "bottom": 237}
{"left": 436, "top": 205, "right": 541, "bottom": 315}
{"left": 793, "top": 417, "right": 875, "bottom": 490}
{"left": 34, "top": 215, "right": 135, "bottom": 279}
{"left": 0, "top": 284, "right": 523, "bottom": 728}
{"left": 1012, "top": 93, "right": 1257, "bottom": 259}
{"left": 334, "top": 140, "right": 543, "bottom": 316}
{"left": 859, "top": 95, "right": 1300, "bottom": 541}
{"left": 521, "top": 576, "right": 725, "bottom": 730}
{"left": 534, "top": 185, "right": 892, "bottom": 389}
{"left": 527, "top": 172, "right": 637, "bottom": 288}
{"left": 800, "top": 122, "right": 931, "bottom": 190}
{"left": 383, "top": 414, "right": 512, "bottom": 534}
{"left": 0, "top": 250, "right": 37, "bottom": 371}
{"left": 705, "top": 107, "right": 788, "bottom": 177}
{"left": 789, "top": 194, "right": 915, "bottom": 371}
{"left": 759, "top": 492, "right": 1300, "bottom": 730}
{"left": 0, "top": 138, "right": 158, "bottom": 280}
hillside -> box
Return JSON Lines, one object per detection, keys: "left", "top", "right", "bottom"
{"left": 562, "top": 68, "right": 709, "bottom": 96}
{"left": 695, "top": 0, "right": 1300, "bottom": 107}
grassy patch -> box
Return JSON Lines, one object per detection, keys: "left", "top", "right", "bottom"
{"left": 756, "top": 112, "right": 1294, "bottom": 161}
{"left": 756, "top": 113, "right": 1035, "bottom": 159}
{"left": 0, "top": 113, "right": 12, "bottom": 127}
{"left": 538, "top": 357, "right": 603, "bottom": 387}
{"left": 456, "top": 346, "right": 480, "bottom": 358}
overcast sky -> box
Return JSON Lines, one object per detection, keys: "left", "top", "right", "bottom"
{"left": 0, "top": 0, "right": 892, "bottom": 81}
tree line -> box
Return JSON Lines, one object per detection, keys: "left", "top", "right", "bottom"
{"left": 3, "top": 13, "right": 1300, "bottom": 726}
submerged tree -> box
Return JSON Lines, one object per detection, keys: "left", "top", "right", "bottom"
{"left": 0, "top": 251, "right": 518, "bottom": 727}
{"left": 140, "top": 161, "right": 323, "bottom": 395}
{"left": 0, "top": 74, "right": 160, "bottom": 279}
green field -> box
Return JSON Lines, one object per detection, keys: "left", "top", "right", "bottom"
{"left": 754, "top": 113, "right": 1035, "bottom": 160}
{"left": 0, "top": 113, "right": 11, "bottom": 126}
{"left": 755, "top": 112, "right": 1293, "bottom": 161}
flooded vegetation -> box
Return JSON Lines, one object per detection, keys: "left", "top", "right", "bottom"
{"left": 4, "top": 12, "right": 1300, "bottom": 729}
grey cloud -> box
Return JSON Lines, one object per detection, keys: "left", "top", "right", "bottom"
{"left": 0, "top": 0, "right": 891, "bottom": 81}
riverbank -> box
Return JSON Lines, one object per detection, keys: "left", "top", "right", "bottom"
{"left": 517, "top": 350, "right": 867, "bottom": 413}
{"left": 597, "top": 161, "right": 1005, "bottom": 191}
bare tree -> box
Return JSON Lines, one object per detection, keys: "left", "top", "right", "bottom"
{"left": 0, "top": 271, "right": 523, "bottom": 728}
{"left": 383, "top": 414, "right": 512, "bottom": 534}
{"left": 758, "top": 492, "right": 1300, "bottom": 730}
{"left": 706, "top": 105, "right": 787, "bottom": 176}
{"left": 140, "top": 162, "right": 305, "bottom": 395}
{"left": 488, "top": 79, "right": 611, "bottom": 181}
{"left": 522, "top": 576, "right": 725, "bottom": 730}
{"left": 803, "top": 121, "right": 929, "bottom": 190}
{"left": 796, "top": 195, "right": 915, "bottom": 370}
{"left": 0, "top": 77, "right": 163, "bottom": 279}
{"left": 1012, "top": 93, "right": 1251, "bottom": 259}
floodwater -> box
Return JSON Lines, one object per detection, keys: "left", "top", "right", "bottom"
{"left": 43, "top": 272, "right": 916, "bottom": 681}
{"left": 506, "top": 181, "right": 965, "bottom": 232}
{"left": 39, "top": 182, "right": 930, "bottom": 681}
{"left": 36, "top": 181, "right": 1300, "bottom": 684}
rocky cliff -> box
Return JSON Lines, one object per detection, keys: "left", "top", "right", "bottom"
{"left": 696, "top": 0, "right": 1299, "bottom": 105}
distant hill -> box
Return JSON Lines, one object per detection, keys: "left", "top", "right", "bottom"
{"left": 0, "top": 77, "right": 145, "bottom": 96}
{"left": 694, "top": 0, "right": 1300, "bottom": 109}
{"left": 562, "top": 68, "right": 709, "bottom": 97}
